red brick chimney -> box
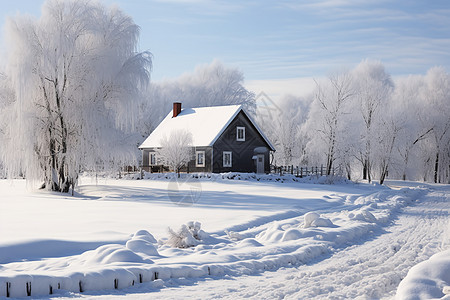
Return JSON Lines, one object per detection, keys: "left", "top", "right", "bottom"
{"left": 173, "top": 102, "right": 181, "bottom": 118}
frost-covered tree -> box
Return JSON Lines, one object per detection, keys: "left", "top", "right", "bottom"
{"left": 257, "top": 95, "right": 309, "bottom": 166}
{"left": 420, "top": 67, "right": 450, "bottom": 183}
{"left": 390, "top": 75, "right": 435, "bottom": 182}
{"left": 385, "top": 69, "right": 450, "bottom": 183}
{"left": 156, "top": 129, "right": 193, "bottom": 175}
{"left": 351, "top": 60, "right": 393, "bottom": 182}
{"left": 139, "top": 60, "right": 255, "bottom": 138}
{"left": 0, "top": 73, "right": 16, "bottom": 177}
{"left": 304, "top": 71, "right": 354, "bottom": 175}
{"left": 374, "top": 114, "right": 400, "bottom": 185}
{"left": 2, "top": 0, "right": 151, "bottom": 192}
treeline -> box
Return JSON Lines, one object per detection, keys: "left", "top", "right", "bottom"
{"left": 260, "top": 60, "right": 449, "bottom": 184}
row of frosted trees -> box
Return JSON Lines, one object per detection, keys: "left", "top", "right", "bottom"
{"left": 262, "top": 61, "right": 449, "bottom": 184}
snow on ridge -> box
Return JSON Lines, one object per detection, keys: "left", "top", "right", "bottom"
{"left": 0, "top": 187, "right": 425, "bottom": 298}
{"left": 127, "top": 171, "right": 354, "bottom": 185}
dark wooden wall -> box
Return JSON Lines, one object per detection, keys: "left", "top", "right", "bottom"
{"left": 186, "top": 147, "right": 213, "bottom": 173}
{"left": 212, "top": 111, "right": 271, "bottom": 173}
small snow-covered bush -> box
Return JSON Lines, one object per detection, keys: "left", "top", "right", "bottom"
{"left": 166, "top": 221, "right": 209, "bottom": 248}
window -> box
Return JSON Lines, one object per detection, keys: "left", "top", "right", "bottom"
{"left": 223, "top": 151, "right": 232, "bottom": 167}
{"left": 150, "top": 153, "right": 157, "bottom": 165}
{"left": 236, "top": 126, "right": 245, "bottom": 141}
{"left": 196, "top": 151, "right": 205, "bottom": 167}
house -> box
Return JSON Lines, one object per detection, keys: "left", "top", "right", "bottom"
{"left": 139, "top": 102, "right": 275, "bottom": 174}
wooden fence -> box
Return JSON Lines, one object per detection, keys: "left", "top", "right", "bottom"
{"left": 271, "top": 165, "right": 338, "bottom": 177}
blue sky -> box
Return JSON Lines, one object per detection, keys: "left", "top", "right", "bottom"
{"left": 1, "top": 0, "right": 449, "bottom": 96}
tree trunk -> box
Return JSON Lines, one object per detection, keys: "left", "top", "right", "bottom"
{"left": 326, "top": 154, "right": 333, "bottom": 176}
{"left": 380, "top": 166, "right": 387, "bottom": 185}
{"left": 434, "top": 152, "right": 439, "bottom": 183}
{"left": 363, "top": 160, "right": 368, "bottom": 180}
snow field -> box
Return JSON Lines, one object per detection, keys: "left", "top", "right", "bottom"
{"left": 0, "top": 176, "right": 437, "bottom": 298}
{"left": 143, "top": 185, "right": 450, "bottom": 300}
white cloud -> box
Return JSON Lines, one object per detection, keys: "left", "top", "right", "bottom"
{"left": 245, "top": 77, "right": 317, "bottom": 102}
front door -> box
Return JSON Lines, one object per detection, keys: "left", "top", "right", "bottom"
{"left": 256, "top": 154, "right": 264, "bottom": 174}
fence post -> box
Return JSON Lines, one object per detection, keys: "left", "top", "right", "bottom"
{"left": 300, "top": 167, "right": 303, "bottom": 177}
{"left": 296, "top": 166, "right": 299, "bottom": 177}
{"left": 291, "top": 165, "right": 293, "bottom": 175}
{"left": 321, "top": 165, "right": 323, "bottom": 176}
{"left": 26, "top": 282, "right": 31, "bottom": 297}
{"left": 6, "top": 282, "right": 10, "bottom": 298}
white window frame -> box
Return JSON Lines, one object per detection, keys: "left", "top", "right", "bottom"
{"left": 149, "top": 153, "right": 157, "bottom": 166}
{"left": 196, "top": 150, "right": 205, "bottom": 167}
{"left": 236, "top": 126, "right": 245, "bottom": 141}
{"left": 223, "top": 151, "right": 232, "bottom": 167}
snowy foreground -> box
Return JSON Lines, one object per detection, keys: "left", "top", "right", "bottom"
{"left": 0, "top": 174, "right": 449, "bottom": 299}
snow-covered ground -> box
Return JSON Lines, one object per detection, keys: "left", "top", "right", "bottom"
{"left": 0, "top": 174, "right": 449, "bottom": 299}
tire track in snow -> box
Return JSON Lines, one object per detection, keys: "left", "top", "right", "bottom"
{"left": 250, "top": 188, "right": 450, "bottom": 299}
{"left": 144, "top": 187, "right": 449, "bottom": 300}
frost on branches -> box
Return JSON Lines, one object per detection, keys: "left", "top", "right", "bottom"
{"left": 1, "top": 0, "right": 151, "bottom": 192}
{"left": 156, "top": 129, "right": 193, "bottom": 175}
{"left": 166, "top": 221, "right": 208, "bottom": 248}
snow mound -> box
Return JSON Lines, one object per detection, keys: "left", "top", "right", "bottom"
{"left": 132, "top": 230, "right": 157, "bottom": 243}
{"left": 225, "top": 230, "right": 244, "bottom": 241}
{"left": 349, "top": 209, "right": 378, "bottom": 223}
{"left": 82, "top": 244, "right": 146, "bottom": 265}
{"left": 255, "top": 222, "right": 285, "bottom": 243}
{"left": 238, "top": 238, "right": 263, "bottom": 247}
{"left": 303, "top": 212, "right": 334, "bottom": 228}
{"left": 281, "top": 229, "right": 304, "bottom": 241}
{"left": 125, "top": 240, "right": 158, "bottom": 256}
{"left": 396, "top": 249, "right": 450, "bottom": 299}
{"left": 126, "top": 230, "right": 159, "bottom": 256}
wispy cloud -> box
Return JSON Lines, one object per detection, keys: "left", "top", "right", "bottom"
{"left": 107, "top": 0, "right": 450, "bottom": 81}
{"left": 148, "top": 0, "right": 248, "bottom": 16}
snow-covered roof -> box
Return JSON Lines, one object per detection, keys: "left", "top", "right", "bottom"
{"left": 139, "top": 104, "right": 275, "bottom": 150}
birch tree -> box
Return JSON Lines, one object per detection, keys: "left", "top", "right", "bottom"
{"left": 421, "top": 67, "right": 450, "bottom": 183}
{"left": 304, "top": 71, "right": 354, "bottom": 175}
{"left": 156, "top": 130, "right": 193, "bottom": 176}
{"left": 374, "top": 114, "right": 400, "bottom": 184}
{"left": 256, "top": 95, "right": 309, "bottom": 166}
{"left": 0, "top": 73, "right": 16, "bottom": 177}
{"left": 351, "top": 60, "right": 393, "bottom": 182}
{"left": 2, "top": 0, "right": 151, "bottom": 192}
